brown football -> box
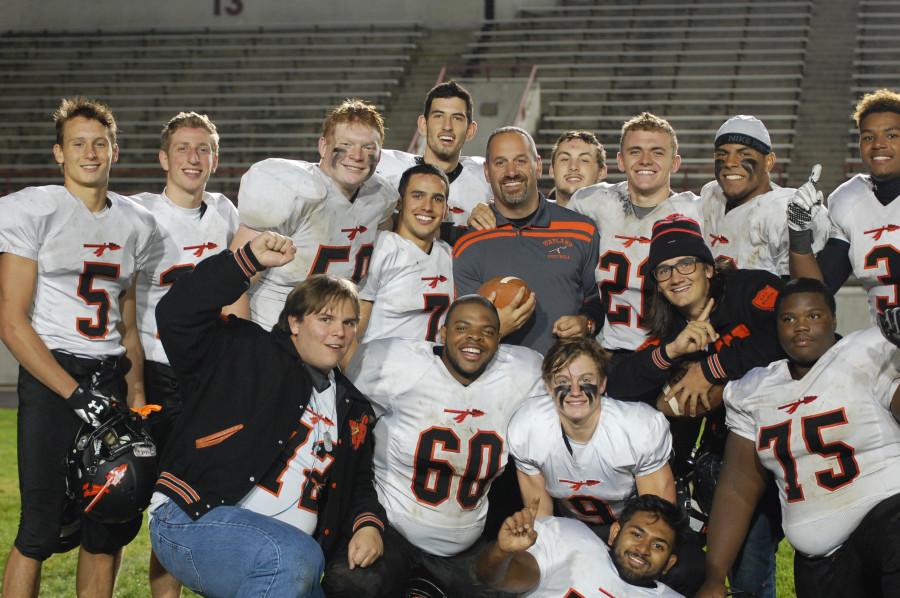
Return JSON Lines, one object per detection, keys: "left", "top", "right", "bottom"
{"left": 477, "top": 276, "right": 531, "bottom": 309}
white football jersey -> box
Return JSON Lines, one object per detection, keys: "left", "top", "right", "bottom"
{"left": 347, "top": 338, "right": 545, "bottom": 556}
{"left": 725, "top": 327, "right": 900, "bottom": 556}
{"left": 358, "top": 231, "right": 453, "bottom": 343}
{"left": 0, "top": 185, "right": 156, "bottom": 358}
{"left": 568, "top": 181, "right": 705, "bottom": 351}
{"left": 510, "top": 395, "right": 671, "bottom": 524}
{"left": 828, "top": 174, "right": 900, "bottom": 325}
{"left": 525, "top": 517, "right": 683, "bottom": 598}
{"left": 238, "top": 374, "right": 337, "bottom": 534}
{"left": 133, "top": 191, "right": 239, "bottom": 364}
{"left": 238, "top": 158, "right": 397, "bottom": 329}
{"left": 699, "top": 181, "right": 829, "bottom": 275}
{"left": 377, "top": 149, "right": 492, "bottom": 227}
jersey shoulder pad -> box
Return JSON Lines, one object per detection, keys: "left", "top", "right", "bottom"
{"left": 0, "top": 185, "right": 65, "bottom": 216}
{"left": 113, "top": 192, "right": 157, "bottom": 226}
{"left": 723, "top": 360, "right": 785, "bottom": 407}
{"left": 826, "top": 174, "right": 870, "bottom": 217}
{"left": 699, "top": 180, "right": 724, "bottom": 203}
{"left": 131, "top": 191, "right": 162, "bottom": 206}
{"left": 238, "top": 159, "right": 326, "bottom": 230}
{"left": 460, "top": 155, "right": 486, "bottom": 169}
{"left": 495, "top": 344, "right": 544, "bottom": 376}
{"left": 376, "top": 149, "right": 416, "bottom": 177}
{"left": 669, "top": 189, "right": 701, "bottom": 205}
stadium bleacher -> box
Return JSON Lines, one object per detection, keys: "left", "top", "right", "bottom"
{"left": 0, "top": 23, "right": 422, "bottom": 195}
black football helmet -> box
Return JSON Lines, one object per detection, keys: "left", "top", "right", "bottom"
{"left": 67, "top": 409, "right": 158, "bottom": 524}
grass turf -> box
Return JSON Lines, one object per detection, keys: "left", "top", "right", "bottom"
{"left": 0, "top": 408, "right": 796, "bottom": 596}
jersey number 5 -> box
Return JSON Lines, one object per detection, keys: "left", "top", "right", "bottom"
{"left": 310, "top": 244, "right": 374, "bottom": 283}
{"left": 76, "top": 262, "right": 120, "bottom": 339}
{"left": 758, "top": 408, "right": 859, "bottom": 503}
{"left": 412, "top": 427, "right": 503, "bottom": 509}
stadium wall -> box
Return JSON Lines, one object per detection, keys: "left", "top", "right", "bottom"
{"left": 1, "top": 0, "right": 546, "bottom": 32}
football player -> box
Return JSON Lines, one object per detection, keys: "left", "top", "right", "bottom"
{"left": 227, "top": 99, "right": 397, "bottom": 329}
{"left": 476, "top": 494, "right": 686, "bottom": 597}
{"left": 0, "top": 97, "right": 156, "bottom": 597}
{"left": 547, "top": 130, "right": 607, "bottom": 207}
{"left": 700, "top": 115, "right": 829, "bottom": 274}
{"left": 353, "top": 163, "right": 453, "bottom": 349}
{"left": 131, "top": 111, "right": 239, "bottom": 598}
{"left": 376, "top": 80, "right": 492, "bottom": 228}
{"left": 789, "top": 89, "right": 900, "bottom": 326}
{"left": 559, "top": 112, "right": 705, "bottom": 352}
{"left": 698, "top": 278, "right": 900, "bottom": 598}
{"left": 509, "top": 337, "right": 674, "bottom": 524}
{"left": 323, "top": 295, "right": 545, "bottom": 597}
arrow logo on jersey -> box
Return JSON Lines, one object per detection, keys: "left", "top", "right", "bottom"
{"left": 184, "top": 242, "right": 218, "bottom": 257}
{"left": 560, "top": 479, "right": 601, "bottom": 491}
{"left": 307, "top": 409, "right": 334, "bottom": 427}
{"left": 710, "top": 234, "right": 729, "bottom": 246}
{"left": 864, "top": 224, "right": 900, "bottom": 240}
{"left": 82, "top": 463, "right": 128, "bottom": 513}
{"left": 614, "top": 235, "right": 650, "bottom": 248}
{"left": 341, "top": 226, "right": 368, "bottom": 241}
{"left": 444, "top": 408, "right": 485, "bottom": 423}
{"left": 83, "top": 242, "right": 121, "bottom": 257}
{"left": 421, "top": 275, "right": 448, "bottom": 288}
{"left": 777, "top": 395, "right": 818, "bottom": 414}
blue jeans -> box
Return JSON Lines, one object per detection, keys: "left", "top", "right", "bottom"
{"left": 149, "top": 499, "right": 325, "bottom": 598}
{"left": 731, "top": 507, "right": 778, "bottom": 598}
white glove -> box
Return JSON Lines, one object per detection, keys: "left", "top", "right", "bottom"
{"left": 878, "top": 306, "right": 900, "bottom": 349}
{"left": 787, "top": 164, "right": 824, "bottom": 232}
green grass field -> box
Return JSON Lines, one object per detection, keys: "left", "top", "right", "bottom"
{"left": 0, "top": 408, "right": 797, "bottom": 596}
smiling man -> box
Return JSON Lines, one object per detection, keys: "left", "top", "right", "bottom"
{"left": 228, "top": 99, "right": 397, "bottom": 329}
{"left": 564, "top": 112, "right": 705, "bottom": 352}
{"left": 324, "top": 295, "right": 545, "bottom": 597}
{"left": 548, "top": 130, "right": 608, "bottom": 207}
{"left": 476, "top": 494, "right": 686, "bottom": 597}
{"left": 700, "top": 115, "right": 829, "bottom": 274}
{"left": 377, "top": 81, "right": 492, "bottom": 228}
{"left": 698, "top": 278, "right": 900, "bottom": 598}
{"left": 151, "top": 232, "right": 386, "bottom": 598}
{"left": 789, "top": 89, "right": 900, "bottom": 326}
{"left": 0, "top": 97, "right": 157, "bottom": 598}
{"left": 348, "top": 164, "right": 453, "bottom": 356}
{"left": 130, "top": 112, "right": 240, "bottom": 598}
{"left": 453, "top": 126, "right": 602, "bottom": 356}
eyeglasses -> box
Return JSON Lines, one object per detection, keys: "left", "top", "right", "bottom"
{"left": 653, "top": 257, "right": 700, "bottom": 281}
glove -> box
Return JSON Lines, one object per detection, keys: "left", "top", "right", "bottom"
{"left": 787, "top": 164, "right": 824, "bottom": 232}
{"left": 878, "top": 306, "right": 900, "bottom": 349}
{"left": 67, "top": 385, "right": 114, "bottom": 428}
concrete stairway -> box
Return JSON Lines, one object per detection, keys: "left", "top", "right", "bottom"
{"left": 381, "top": 29, "right": 473, "bottom": 152}
{"left": 791, "top": 0, "right": 860, "bottom": 193}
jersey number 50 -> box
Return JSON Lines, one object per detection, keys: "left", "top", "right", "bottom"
{"left": 412, "top": 427, "right": 503, "bottom": 509}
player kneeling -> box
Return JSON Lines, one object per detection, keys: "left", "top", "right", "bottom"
{"left": 698, "top": 278, "right": 900, "bottom": 598}
{"left": 476, "top": 494, "right": 686, "bottom": 597}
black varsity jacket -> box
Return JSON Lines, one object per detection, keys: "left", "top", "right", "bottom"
{"left": 155, "top": 246, "right": 385, "bottom": 557}
{"left": 607, "top": 268, "right": 786, "bottom": 402}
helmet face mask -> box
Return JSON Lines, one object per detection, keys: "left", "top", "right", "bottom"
{"left": 68, "top": 410, "right": 158, "bottom": 524}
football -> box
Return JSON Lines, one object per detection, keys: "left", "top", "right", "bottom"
{"left": 477, "top": 276, "right": 531, "bottom": 309}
